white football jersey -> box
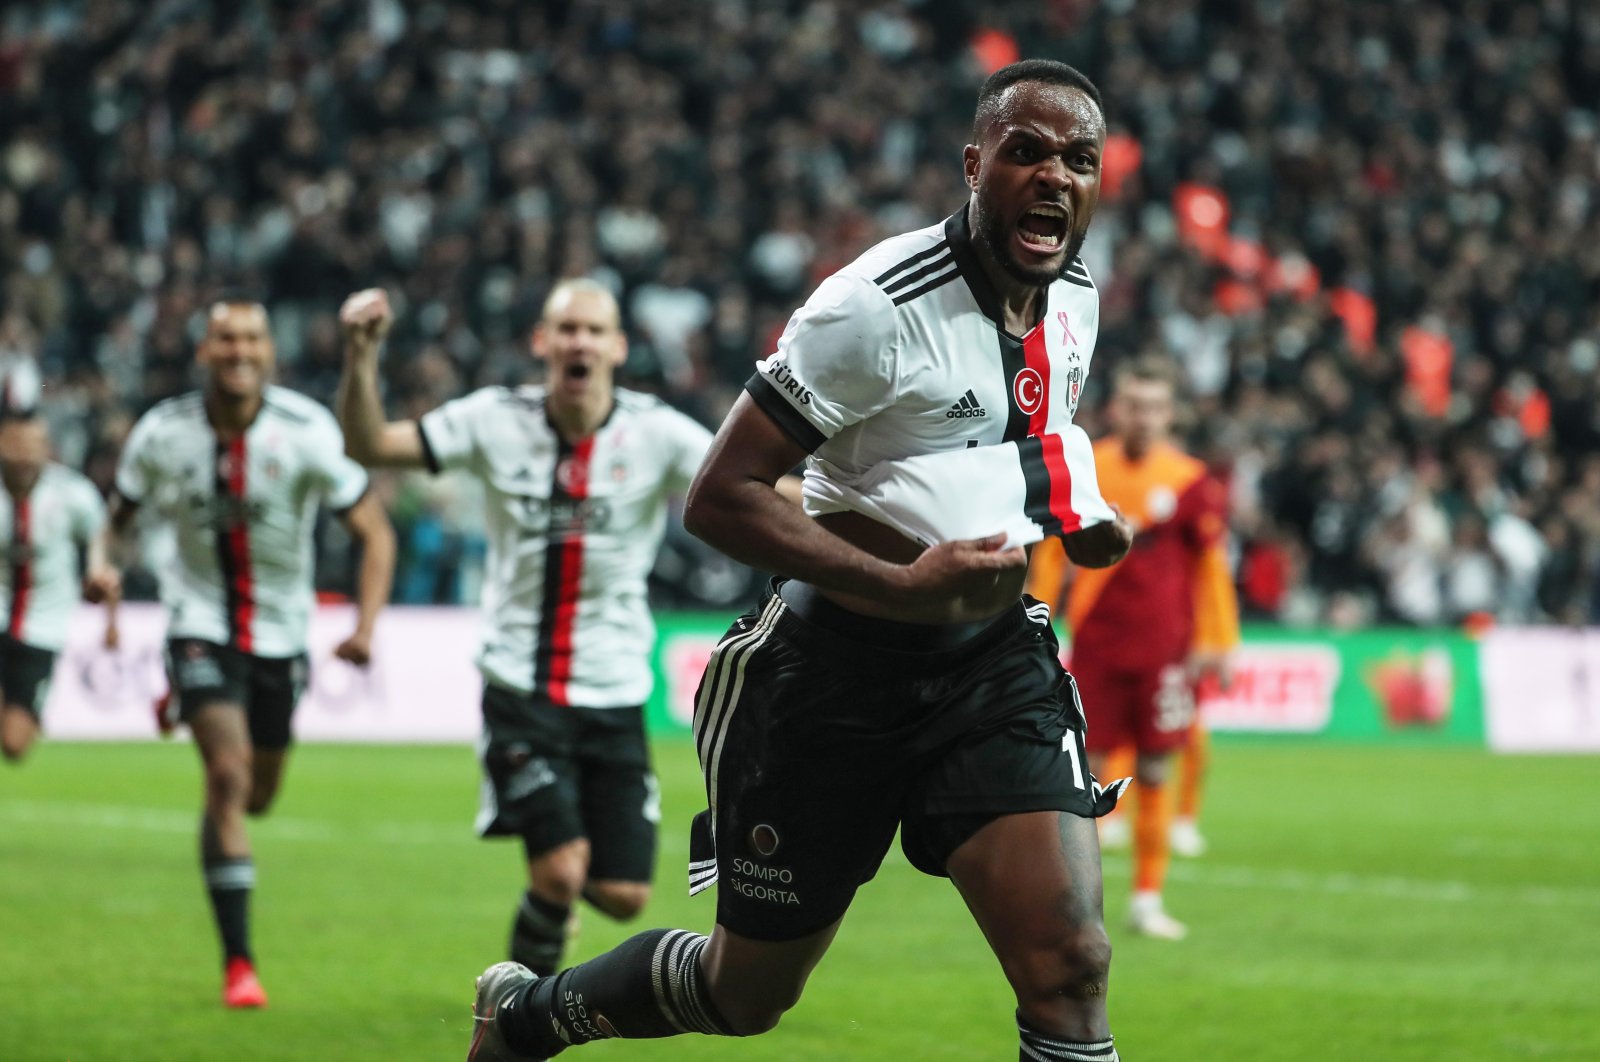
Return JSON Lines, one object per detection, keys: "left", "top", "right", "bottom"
{"left": 418, "top": 385, "right": 712, "bottom": 708}
{"left": 748, "top": 208, "right": 1109, "bottom": 545}
{"left": 0, "top": 464, "right": 106, "bottom": 651}
{"left": 115, "top": 387, "right": 369, "bottom": 657}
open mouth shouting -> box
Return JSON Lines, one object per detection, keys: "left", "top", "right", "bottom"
{"left": 1016, "top": 202, "right": 1070, "bottom": 257}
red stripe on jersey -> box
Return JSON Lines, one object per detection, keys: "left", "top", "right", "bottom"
{"left": 545, "top": 436, "right": 594, "bottom": 706}
{"left": 1022, "top": 325, "right": 1080, "bottom": 531}
{"left": 1022, "top": 323, "right": 1053, "bottom": 436}
{"left": 222, "top": 436, "right": 256, "bottom": 651}
{"left": 8, "top": 495, "right": 31, "bottom": 639}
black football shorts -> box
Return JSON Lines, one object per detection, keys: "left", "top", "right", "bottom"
{"left": 688, "top": 579, "right": 1125, "bottom": 942}
{"left": 165, "top": 638, "right": 308, "bottom": 750}
{"left": 477, "top": 685, "right": 659, "bottom": 884}
{"left": 0, "top": 634, "right": 56, "bottom": 720}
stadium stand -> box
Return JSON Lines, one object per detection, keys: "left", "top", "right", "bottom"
{"left": 1, "top": 0, "right": 1597, "bottom": 623}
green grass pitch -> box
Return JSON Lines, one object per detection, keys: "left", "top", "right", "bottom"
{"left": 2, "top": 739, "right": 1596, "bottom": 1060}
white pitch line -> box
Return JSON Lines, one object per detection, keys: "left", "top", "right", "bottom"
{"left": 1104, "top": 860, "right": 1600, "bottom": 909}
{"left": 9, "top": 800, "right": 1600, "bottom": 910}
{"left": 0, "top": 800, "right": 457, "bottom": 845}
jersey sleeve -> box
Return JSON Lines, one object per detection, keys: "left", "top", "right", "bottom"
{"left": 114, "top": 411, "right": 162, "bottom": 504}
{"left": 1184, "top": 476, "right": 1241, "bottom": 652}
{"left": 661, "top": 410, "right": 714, "bottom": 496}
{"left": 417, "top": 388, "right": 499, "bottom": 475}
{"left": 744, "top": 272, "right": 899, "bottom": 452}
{"left": 306, "top": 410, "right": 371, "bottom": 513}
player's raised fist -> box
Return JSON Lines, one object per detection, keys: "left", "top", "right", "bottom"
{"left": 339, "top": 288, "right": 393, "bottom": 360}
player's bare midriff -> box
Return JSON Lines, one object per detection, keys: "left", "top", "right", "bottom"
{"left": 813, "top": 509, "right": 1028, "bottom": 624}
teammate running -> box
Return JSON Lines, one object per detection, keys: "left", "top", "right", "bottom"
{"left": 91, "top": 298, "right": 395, "bottom": 1007}
{"left": 336, "top": 279, "right": 717, "bottom": 979}
{"left": 465, "top": 59, "right": 1136, "bottom": 1062}
{"left": 1027, "top": 356, "right": 1240, "bottom": 939}
{"left": 0, "top": 413, "right": 118, "bottom": 762}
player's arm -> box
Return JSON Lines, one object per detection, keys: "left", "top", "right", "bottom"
{"left": 336, "top": 288, "right": 428, "bottom": 469}
{"left": 332, "top": 491, "right": 395, "bottom": 667}
{"left": 81, "top": 498, "right": 122, "bottom": 648}
{"left": 685, "top": 395, "right": 1025, "bottom": 624}
{"left": 1187, "top": 479, "right": 1241, "bottom": 688}
{"left": 83, "top": 491, "right": 136, "bottom": 606}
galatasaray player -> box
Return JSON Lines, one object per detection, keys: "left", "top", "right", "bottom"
{"left": 337, "top": 280, "right": 717, "bottom": 979}
{"left": 92, "top": 298, "right": 395, "bottom": 1006}
{"left": 1028, "top": 356, "right": 1239, "bottom": 939}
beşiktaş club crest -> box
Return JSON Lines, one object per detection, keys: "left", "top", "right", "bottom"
{"left": 556, "top": 455, "right": 589, "bottom": 493}
{"left": 1064, "top": 360, "right": 1084, "bottom": 416}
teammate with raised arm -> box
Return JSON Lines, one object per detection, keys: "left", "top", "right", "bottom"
{"left": 92, "top": 298, "right": 395, "bottom": 1008}
{"left": 337, "top": 279, "right": 718, "bottom": 980}
{"left": 0, "top": 413, "right": 118, "bottom": 763}
{"left": 465, "top": 59, "right": 1135, "bottom": 1062}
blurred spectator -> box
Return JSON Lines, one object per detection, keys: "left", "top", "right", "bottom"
{"left": 0, "top": 0, "right": 1597, "bottom": 622}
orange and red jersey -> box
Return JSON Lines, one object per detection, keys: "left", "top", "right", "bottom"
{"left": 1028, "top": 439, "right": 1239, "bottom": 672}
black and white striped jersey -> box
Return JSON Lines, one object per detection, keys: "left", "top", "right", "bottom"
{"left": 418, "top": 386, "right": 712, "bottom": 708}
{"left": 115, "top": 387, "right": 369, "bottom": 657}
{"left": 745, "top": 207, "right": 1111, "bottom": 546}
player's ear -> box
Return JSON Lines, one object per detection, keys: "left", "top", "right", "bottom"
{"left": 530, "top": 324, "right": 549, "bottom": 362}
{"left": 963, "top": 144, "right": 981, "bottom": 190}
{"left": 608, "top": 331, "right": 628, "bottom": 368}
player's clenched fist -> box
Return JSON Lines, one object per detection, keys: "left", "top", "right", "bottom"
{"left": 339, "top": 288, "right": 393, "bottom": 361}
{"left": 1063, "top": 510, "right": 1134, "bottom": 569}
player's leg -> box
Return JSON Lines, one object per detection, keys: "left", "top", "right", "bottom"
{"left": 575, "top": 704, "right": 657, "bottom": 922}
{"left": 1172, "top": 720, "right": 1210, "bottom": 857}
{"left": 0, "top": 639, "right": 53, "bottom": 763}
{"left": 170, "top": 639, "right": 265, "bottom": 1005}
{"left": 243, "top": 652, "right": 306, "bottom": 816}
{"left": 0, "top": 704, "right": 38, "bottom": 762}
{"left": 189, "top": 703, "right": 262, "bottom": 995}
{"left": 478, "top": 685, "right": 589, "bottom": 977}
{"left": 470, "top": 588, "right": 903, "bottom": 1059}
{"left": 948, "top": 811, "right": 1120, "bottom": 1057}
{"left": 512, "top": 838, "right": 588, "bottom": 977}
{"left": 907, "top": 611, "right": 1127, "bottom": 1061}
{"left": 1093, "top": 743, "right": 1137, "bottom": 851}
{"left": 1127, "top": 663, "right": 1198, "bottom": 940}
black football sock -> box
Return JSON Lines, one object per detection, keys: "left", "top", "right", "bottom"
{"left": 500, "top": 929, "right": 737, "bottom": 1056}
{"left": 1018, "top": 1013, "right": 1119, "bottom": 1061}
{"left": 201, "top": 816, "right": 254, "bottom": 964}
{"left": 509, "top": 890, "right": 570, "bottom": 976}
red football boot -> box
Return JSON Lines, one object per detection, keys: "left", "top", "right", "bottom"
{"left": 223, "top": 957, "right": 268, "bottom": 1008}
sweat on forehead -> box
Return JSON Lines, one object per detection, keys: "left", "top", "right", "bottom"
{"left": 974, "top": 81, "right": 1105, "bottom": 144}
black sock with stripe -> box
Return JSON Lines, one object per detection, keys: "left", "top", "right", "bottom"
{"left": 501, "top": 929, "right": 737, "bottom": 1055}
{"left": 200, "top": 816, "right": 254, "bottom": 964}
{"left": 1018, "top": 1013, "right": 1118, "bottom": 1061}
{"left": 509, "top": 891, "right": 570, "bottom": 977}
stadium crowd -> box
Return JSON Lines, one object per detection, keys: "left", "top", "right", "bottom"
{"left": 1, "top": 0, "right": 1597, "bottom": 625}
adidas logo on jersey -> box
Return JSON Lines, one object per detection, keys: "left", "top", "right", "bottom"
{"left": 946, "top": 389, "right": 987, "bottom": 419}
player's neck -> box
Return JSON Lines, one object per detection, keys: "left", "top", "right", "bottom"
{"left": 972, "top": 241, "right": 1046, "bottom": 335}
{"left": 545, "top": 387, "right": 614, "bottom": 444}
{"left": 1121, "top": 438, "right": 1162, "bottom": 463}
{"left": 2, "top": 470, "right": 38, "bottom": 498}
{"left": 205, "top": 388, "right": 264, "bottom": 439}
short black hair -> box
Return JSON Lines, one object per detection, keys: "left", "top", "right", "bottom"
{"left": 972, "top": 59, "right": 1103, "bottom": 141}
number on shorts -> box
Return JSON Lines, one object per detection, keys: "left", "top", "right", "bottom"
{"left": 1061, "top": 733, "right": 1086, "bottom": 790}
{"left": 1154, "top": 665, "right": 1197, "bottom": 733}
